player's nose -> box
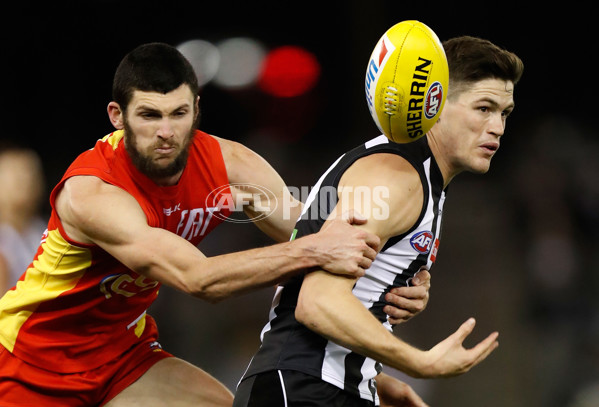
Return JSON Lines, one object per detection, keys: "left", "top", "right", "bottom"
{"left": 156, "top": 118, "right": 175, "bottom": 139}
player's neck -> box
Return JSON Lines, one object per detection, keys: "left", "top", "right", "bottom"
{"left": 426, "top": 135, "right": 458, "bottom": 188}
{"left": 149, "top": 170, "right": 184, "bottom": 187}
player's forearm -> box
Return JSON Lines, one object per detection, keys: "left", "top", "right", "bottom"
{"left": 130, "top": 213, "right": 375, "bottom": 303}
{"left": 123, "top": 221, "right": 328, "bottom": 302}
{"left": 188, "top": 240, "right": 318, "bottom": 302}
{"left": 183, "top": 214, "right": 377, "bottom": 301}
{"left": 296, "top": 271, "right": 429, "bottom": 377}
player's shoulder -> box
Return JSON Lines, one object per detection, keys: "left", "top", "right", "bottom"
{"left": 340, "top": 150, "right": 424, "bottom": 232}
{"left": 211, "top": 135, "right": 246, "bottom": 161}
{"left": 59, "top": 176, "right": 132, "bottom": 212}
{"left": 212, "top": 135, "right": 272, "bottom": 180}
{"left": 62, "top": 173, "right": 115, "bottom": 192}
{"left": 337, "top": 152, "right": 424, "bottom": 242}
{"left": 55, "top": 175, "right": 140, "bottom": 243}
{"left": 344, "top": 151, "right": 422, "bottom": 189}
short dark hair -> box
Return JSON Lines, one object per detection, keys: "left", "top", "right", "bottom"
{"left": 443, "top": 36, "right": 523, "bottom": 98}
{"left": 112, "top": 42, "right": 200, "bottom": 112}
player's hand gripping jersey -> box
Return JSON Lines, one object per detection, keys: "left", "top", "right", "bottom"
{"left": 0, "top": 130, "right": 232, "bottom": 373}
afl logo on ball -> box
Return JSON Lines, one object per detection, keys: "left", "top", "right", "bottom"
{"left": 424, "top": 81, "right": 443, "bottom": 119}
{"left": 410, "top": 230, "right": 434, "bottom": 254}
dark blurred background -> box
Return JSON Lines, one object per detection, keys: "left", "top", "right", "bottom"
{"left": 2, "top": 2, "right": 598, "bottom": 406}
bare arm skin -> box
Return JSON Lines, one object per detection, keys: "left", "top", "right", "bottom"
{"left": 54, "top": 152, "right": 379, "bottom": 303}
{"left": 295, "top": 154, "right": 499, "bottom": 378}
{"left": 216, "top": 136, "right": 302, "bottom": 243}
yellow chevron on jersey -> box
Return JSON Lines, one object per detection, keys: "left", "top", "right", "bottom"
{"left": 0, "top": 229, "right": 90, "bottom": 351}
{"left": 100, "top": 130, "right": 125, "bottom": 150}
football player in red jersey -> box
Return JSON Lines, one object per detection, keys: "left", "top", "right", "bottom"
{"left": 0, "top": 43, "right": 431, "bottom": 407}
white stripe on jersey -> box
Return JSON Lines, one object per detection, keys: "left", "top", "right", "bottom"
{"left": 300, "top": 154, "right": 345, "bottom": 219}
{"left": 364, "top": 134, "right": 389, "bottom": 149}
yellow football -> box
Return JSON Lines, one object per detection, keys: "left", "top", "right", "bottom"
{"left": 365, "top": 20, "right": 448, "bottom": 143}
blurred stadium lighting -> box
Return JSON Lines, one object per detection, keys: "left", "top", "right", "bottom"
{"left": 176, "top": 39, "right": 220, "bottom": 88}
{"left": 258, "top": 45, "right": 321, "bottom": 98}
{"left": 213, "top": 37, "right": 266, "bottom": 90}
{"left": 178, "top": 38, "right": 321, "bottom": 98}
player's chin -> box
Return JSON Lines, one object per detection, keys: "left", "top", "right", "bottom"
{"left": 467, "top": 157, "right": 493, "bottom": 174}
{"left": 474, "top": 162, "right": 492, "bottom": 174}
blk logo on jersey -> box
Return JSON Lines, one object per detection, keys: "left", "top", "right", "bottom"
{"left": 410, "top": 230, "right": 434, "bottom": 254}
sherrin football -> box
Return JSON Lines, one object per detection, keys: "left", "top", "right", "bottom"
{"left": 365, "top": 20, "right": 448, "bottom": 143}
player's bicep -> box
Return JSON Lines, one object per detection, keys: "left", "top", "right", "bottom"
{"left": 335, "top": 154, "right": 423, "bottom": 247}
{"left": 326, "top": 197, "right": 392, "bottom": 253}
{"left": 55, "top": 176, "right": 174, "bottom": 273}
{"left": 57, "top": 176, "right": 145, "bottom": 243}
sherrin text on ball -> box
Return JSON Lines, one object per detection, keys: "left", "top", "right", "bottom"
{"left": 365, "top": 20, "right": 448, "bottom": 143}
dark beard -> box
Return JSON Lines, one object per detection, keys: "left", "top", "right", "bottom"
{"left": 123, "top": 120, "right": 194, "bottom": 180}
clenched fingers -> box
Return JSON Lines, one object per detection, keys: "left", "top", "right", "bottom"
{"left": 358, "top": 229, "right": 380, "bottom": 252}
{"left": 340, "top": 209, "right": 368, "bottom": 225}
{"left": 388, "top": 285, "right": 428, "bottom": 301}
{"left": 385, "top": 287, "right": 428, "bottom": 315}
{"left": 385, "top": 285, "right": 429, "bottom": 324}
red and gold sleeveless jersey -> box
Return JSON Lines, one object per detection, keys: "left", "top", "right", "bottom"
{"left": 0, "top": 130, "right": 232, "bottom": 373}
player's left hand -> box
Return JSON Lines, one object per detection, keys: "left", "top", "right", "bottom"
{"left": 377, "top": 372, "right": 429, "bottom": 407}
{"left": 383, "top": 268, "right": 430, "bottom": 325}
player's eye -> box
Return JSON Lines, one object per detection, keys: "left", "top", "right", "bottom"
{"left": 141, "top": 111, "right": 161, "bottom": 119}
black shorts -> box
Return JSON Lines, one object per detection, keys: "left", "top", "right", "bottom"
{"left": 233, "top": 370, "right": 376, "bottom": 407}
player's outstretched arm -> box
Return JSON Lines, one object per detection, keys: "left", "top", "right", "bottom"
{"left": 55, "top": 175, "right": 379, "bottom": 303}
{"left": 296, "top": 267, "right": 498, "bottom": 378}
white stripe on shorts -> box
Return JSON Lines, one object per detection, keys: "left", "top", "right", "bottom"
{"left": 277, "top": 370, "right": 288, "bottom": 407}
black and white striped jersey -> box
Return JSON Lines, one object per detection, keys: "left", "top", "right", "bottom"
{"left": 239, "top": 135, "right": 447, "bottom": 403}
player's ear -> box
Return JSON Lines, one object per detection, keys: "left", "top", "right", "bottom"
{"left": 194, "top": 96, "right": 200, "bottom": 122}
{"left": 107, "top": 102, "right": 125, "bottom": 130}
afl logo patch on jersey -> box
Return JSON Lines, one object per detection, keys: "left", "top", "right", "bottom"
{"left": 410, "top": 230, "right": 434, "bottom": 254}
